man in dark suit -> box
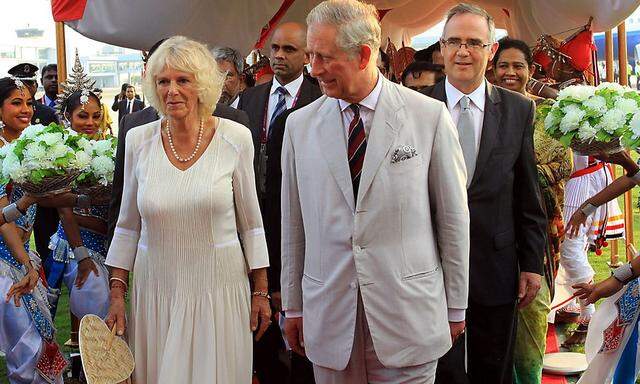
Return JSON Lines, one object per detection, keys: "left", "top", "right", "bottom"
{"left": 8, "top": 63, "right": 60, "bottom": 262}
{"left": 112, "top": 85, "right": 144, "bottom": 124}
{"left": 421, "top": 4, "right": 546, "bottom": 384}
{"left": 238, "top": 21, "right": 321, "bottom": 384}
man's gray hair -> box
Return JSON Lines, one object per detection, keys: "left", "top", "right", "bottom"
{"left": 444, "top": 3, "right": 496, "bottom": 43}
{"left": 211, "top": 46, "right": 244, "bottom": 75}
{"left": 307, "top": 0, "right": 381, "bottom": 56}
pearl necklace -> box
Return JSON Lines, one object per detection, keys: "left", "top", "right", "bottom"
{"left": 165, "top": 118, "right": 204, "bottom": 163}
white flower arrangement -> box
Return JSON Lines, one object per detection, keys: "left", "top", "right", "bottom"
{"left": 0, "top": 123, "right": 83, "bottom": 185}
{"left": 73, "top": 136, "right": 117, "bottom": 186}
{"left": 538, "top": 82, "right": 640, "bottom": 150}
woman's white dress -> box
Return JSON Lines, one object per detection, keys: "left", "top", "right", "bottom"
{"left": 106, "top": 118, "right": 269, "bottom": 384}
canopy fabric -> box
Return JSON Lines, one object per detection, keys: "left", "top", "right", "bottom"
{"left": 54, "top": 0, "right": 640, "bottom": 54}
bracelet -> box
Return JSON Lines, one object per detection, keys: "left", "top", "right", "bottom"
{"left": 612, "top": 262, "right": 635, "bottom": 285}
{"left": 73, "top": 246, "right": 91, "bottom": 262}
{"left": 2, "top": 203, "right": 23, "bottom": 223}
{"left": 76, "top": 194, "right": 91, "bottom": 210}
{"left": 109, "top": 277, "right": 129, "bottom": 291}
{"left": 252, "top": 291, "right": 271, "bottom": 299}
{"left": 580, "top": 202, "right": 598, "bottom": 217}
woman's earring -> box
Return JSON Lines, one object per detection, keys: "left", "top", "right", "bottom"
{"left": 0, "top": 120, "right": 5, "bottom": 130}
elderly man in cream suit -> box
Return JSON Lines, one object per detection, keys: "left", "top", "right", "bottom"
{"left": 280, "top": 1, "right": 470, "bottom": 382}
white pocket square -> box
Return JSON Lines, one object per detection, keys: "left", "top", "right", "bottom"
{"left": 391, "top": 145, "right": 417, "bottom": 164}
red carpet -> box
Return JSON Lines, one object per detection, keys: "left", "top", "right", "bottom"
{"left": 542, "top": 323, "right": 569, "bottom": 384}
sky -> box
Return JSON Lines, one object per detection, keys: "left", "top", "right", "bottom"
{"left": 0, "top": 0, "right": 137, "bottom": 58}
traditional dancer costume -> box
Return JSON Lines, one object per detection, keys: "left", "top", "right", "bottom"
{"left": 0, "top": 179, "right": 66, "bottom": 383}
{"left": 43, "top": 52, "right": 110, "bottom": 320}
{"left": 552, "top": 154, "right": 625, "bottom": 324}
{"left": 44, "top": 203, "right": 110, "bottom": 319}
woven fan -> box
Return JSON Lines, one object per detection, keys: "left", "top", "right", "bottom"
{"left": 79, "top": 314, "right": 134, "bottom": 384}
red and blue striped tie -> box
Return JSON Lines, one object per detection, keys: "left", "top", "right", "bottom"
{"left": 348, "top": 104, "right": 366, "bottom": 200}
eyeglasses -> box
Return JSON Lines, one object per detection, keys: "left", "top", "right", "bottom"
{"left": 440, "top": 38, "right": 492, "bottom": 51}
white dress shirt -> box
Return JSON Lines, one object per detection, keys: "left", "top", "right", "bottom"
{"left": 444, "top": 77, "right": 486, "bottom": 155}
{"left": 266, "top": 73, "right": 304, "bottom": 136}
{"left": 43, "top": 94, "right": 55, "bottom": 107}
{"left": 230, "top": 96, "right": 239, "bottom": 109}
{"left": 287, "top": 72, "right": 465, "bottom": 323}
{"left": 337, "top": 72, "right": 383, "bottom": 141}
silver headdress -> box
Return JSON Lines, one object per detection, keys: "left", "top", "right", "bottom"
{"left": 8, "top": 77, "right": 26, "bottom": 96}
{"left": 56, "top": 49, "right": 96, "bottom": 120}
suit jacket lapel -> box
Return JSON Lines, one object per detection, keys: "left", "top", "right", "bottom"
{"left": 470, "top": 82, "right": 502, "bottom": 187}
{"left": 254, "top": 81, "right": 271, "bottom": 138}
{"left": 357, "top": 79, "right": 401, "bottom": 204}
{"left": 295, "top": 78, "right": 318, "bottom": 108}
{"left": 316, "top": 98, "right": 354, "bottom": 211}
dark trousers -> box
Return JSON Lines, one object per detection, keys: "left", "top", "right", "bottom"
{"left": 254, "top": 316, "right": 290, "bottom": 384}
{"left": 33, "top": 206, "right": 59, "bottom": 262}
{"left": 435, "top": 299, "right": 518, "bottom": 384}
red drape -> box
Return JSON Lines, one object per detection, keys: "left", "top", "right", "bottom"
{"left": 51, "top": 0, "right": 88, "bottom": 22}
{"left": 254, "top": 0, "right": 296, "bottom": 49}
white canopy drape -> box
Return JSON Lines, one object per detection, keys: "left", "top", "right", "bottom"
{"left": 64, "top": 0, "right": 640, "bottom": 53}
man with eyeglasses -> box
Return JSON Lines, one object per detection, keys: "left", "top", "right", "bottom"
{"left": 401, "top": 61, "right": 445, "bottom": 90}
{"left": 422, "top": 3, "right": 546, "bottom": 384}
{"left": 212, "top": 46, "right": 246, "bottom": 107}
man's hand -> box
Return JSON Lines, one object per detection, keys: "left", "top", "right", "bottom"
{"left": 449, "top": 321, "right": 465, "bottom": 343}
{"left": 518, "top": 272, "right": 541, "bottom": 309}
{"left": 271, "top": 291, "right": 282, "bottom": 314}
{"left": 284, "top": 316, "right": 305, "bottom": 356}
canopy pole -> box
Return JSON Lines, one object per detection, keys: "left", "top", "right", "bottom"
{"left": 605, "top": 30, "right": 620, "bottom": 266}
{"left": 617, "top": 22, "right": 634, "bottom": 262}
{"left": 55, "top": 22, "right": 67, "bottom": 85}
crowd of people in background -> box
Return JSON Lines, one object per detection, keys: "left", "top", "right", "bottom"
{"left": 2, "top": 0, "right": 639, "bottom": 383}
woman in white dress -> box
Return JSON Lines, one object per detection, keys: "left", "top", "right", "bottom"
{"left": 105, "top": 36, "right": 272, "bottom": 384}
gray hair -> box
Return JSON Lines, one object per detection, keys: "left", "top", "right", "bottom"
{"left": 211, "top": 46, "right": 244, "bottom": 75}
{"left": 444, "top": 3, "right": 496, "bottom": 43}
{"left": 307, "top": 0, "right": 381, "bottom": 56}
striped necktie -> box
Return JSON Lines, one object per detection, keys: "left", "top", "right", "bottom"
{"left": 348, "top": 104, "right": 366, "bottom": 200}
{"left": 269, "top": 86, "right": 288, "bottom": 136}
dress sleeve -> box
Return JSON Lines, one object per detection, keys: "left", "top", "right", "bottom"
{"left": 105, "top": 130, "right": 141, "bottom": 271}
{"left": 232, "top": 126, "right": 269, "bottom": 270}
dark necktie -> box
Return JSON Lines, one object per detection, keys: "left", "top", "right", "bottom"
{"left": 269, "top": 86, "right": 288, "bottom": 135}
{"left": 348, "top": 104, "right": 366, "bottom": 200}
{"left": 48, "top": 99, "right": 55, "bottom": 108}
{"left": 127, "top": 100, "right": 132, "bottom": 114}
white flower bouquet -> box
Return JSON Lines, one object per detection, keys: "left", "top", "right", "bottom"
{"left": 72, "top": 136, "right": 116, "bottom": 203}
{"left": 538, "top": 82, "right": 640, "bottom": 155}
{"left": 0, "top": 123, "right": 83, "bottom": 195}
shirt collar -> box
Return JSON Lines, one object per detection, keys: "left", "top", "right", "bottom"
{"left": 270, "top": 73, "right": 304, "bottom": 98}
{"left": 444, "top": 77, "right": 486, "bottom": 112}
{"left": 338, "top": 71, "right": 383, "bottom": 113}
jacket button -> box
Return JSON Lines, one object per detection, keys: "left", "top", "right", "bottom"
{"left": 354, "top": 245, "right": 361, "bottom": 253}
{"left": 350, "top": 282, "right": 357, "bottom": 289}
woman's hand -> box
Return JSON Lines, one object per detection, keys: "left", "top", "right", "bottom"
{"left": 573, "top": 278, "right": 623, "bottom": 305}
{"left": 26, "top": 192, "right": 77, "bottom": 208}
{"left": 75, "top": 258, "right": 99, "bottom": 289}
{"left": 566, "top": 209, "right": 588, "bottom": 238}
{"left": 105, "top": 291, "right": 127, "bottom": 336}
{"left": 251, "top": 295, "right": 272, "bottom": 341}
{"left": 5, "top": 267, "right": 39, "bottom": 306}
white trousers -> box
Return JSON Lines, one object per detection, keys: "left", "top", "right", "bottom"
{"left": 313, "top": 293, "right": 437, "bottom": 384}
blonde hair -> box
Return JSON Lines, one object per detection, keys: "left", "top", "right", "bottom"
{"left": 307, "top": 0, "right": 381, "bottom": 56}
{"left": 143, "top": 36, "right": 224, "bottom": 118}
